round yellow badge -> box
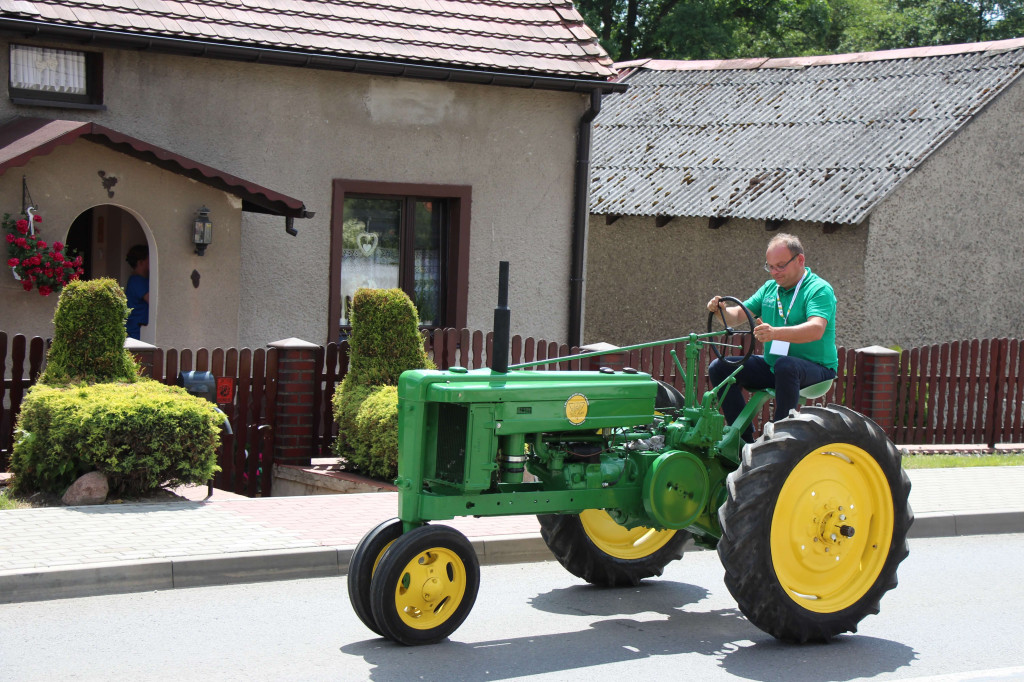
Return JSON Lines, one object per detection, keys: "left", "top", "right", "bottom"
{"left": 565, "top": 393, "right": 589, "bottom": 425}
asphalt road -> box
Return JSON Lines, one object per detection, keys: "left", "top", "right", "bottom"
{"left": 2, "top": 534, "right": 1023, "bottom": 682}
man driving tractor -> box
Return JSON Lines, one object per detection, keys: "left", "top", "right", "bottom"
{"left": 707, "top": 233, "right": 838, "bottom": 442}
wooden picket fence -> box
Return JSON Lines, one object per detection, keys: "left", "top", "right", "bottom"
{"left": 5, "top": 331, "right": 1024, "bottom": 495}
{"left": 0, "top": 332, "right": 277, "bottom": 497}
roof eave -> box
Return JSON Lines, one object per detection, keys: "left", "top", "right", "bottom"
{"left": 0, "top": 17, "right": 627, "bottom": 94}
{"left": 0, "top": 117, "right": 313, "bottom": 220}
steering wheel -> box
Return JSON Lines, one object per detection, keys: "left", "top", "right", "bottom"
{"left": 706, "top": 296, "right": 756, "bottom": 366}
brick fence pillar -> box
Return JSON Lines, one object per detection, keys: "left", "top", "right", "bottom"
{"left": 580, "top": 342, "right": 629, "bottom": 371}
{"left": 124, "top": 338, "right": 157, "bottom": 379}
{"left": 853, "top": 345, "right": 900, "bottom": 437}
{"left": 268, "top": 337, "right": 320, "bottom": 467}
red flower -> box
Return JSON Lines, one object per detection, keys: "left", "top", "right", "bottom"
{"left": 6, "top": 211, "right": 76, "bottom": 296}
{"left": 32, "top": 214, "right": 42, "bottom": 222}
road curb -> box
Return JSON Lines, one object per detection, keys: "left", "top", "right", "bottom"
{"left": 0, "top": 559, "right": 173, "bottom": 604}
{"left": 2, "top": 511, "right": 1022, "bottom": 604}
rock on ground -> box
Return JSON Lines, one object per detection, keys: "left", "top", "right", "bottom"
{"left": 62, "top": 471, "right": 109, "bottom": 506}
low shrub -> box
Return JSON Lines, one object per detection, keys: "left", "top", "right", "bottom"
{"left": 332, "top": 383, "right": 372, "bottom": 458}
{"left": 346, "top": 385, "right": 400, "bottom": 480}
{"left": 9, "top": 381, "right": 222, "bottom": 496}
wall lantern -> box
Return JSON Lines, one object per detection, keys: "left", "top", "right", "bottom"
{"left": 192, "top": 206, "right": 213, "bottom": 256}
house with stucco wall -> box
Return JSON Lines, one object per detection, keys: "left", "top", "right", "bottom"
{"left": 583, "top": 39, "right": 1024, "bottom": 349}
{"left": 0, "top": 0, "right": 621, "bottom": 350}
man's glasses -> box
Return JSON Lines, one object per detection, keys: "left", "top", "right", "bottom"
{"left": 764, "top": 253, "right": 799, "bottom": 273}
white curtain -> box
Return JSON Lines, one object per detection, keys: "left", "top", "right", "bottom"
{"left": 10, "top": 45, "right": 86, "bottom": 95}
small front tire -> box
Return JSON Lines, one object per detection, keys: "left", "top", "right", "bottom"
{"left": 369, "top": 524, "right": 480, "bottom": 646}
{"left": 347, "top": 518, "right": 404, "bottom": 636}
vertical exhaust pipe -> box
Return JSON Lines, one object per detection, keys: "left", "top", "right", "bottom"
{"left": 492, "top": 261, "right": 510, "bottom": 373}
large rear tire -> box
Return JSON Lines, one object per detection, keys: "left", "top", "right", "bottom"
{"left": 717, "top": 404, "right": 913, "bottom": 642}
{"left": 538, "top": 509, "right": 689, "bottom": 586}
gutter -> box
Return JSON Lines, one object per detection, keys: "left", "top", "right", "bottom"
{"left": 0, "top": 19, "right": 628, "bottom": 95}
{"left": 567, "top": 89, "right": 603, "bottom": 347}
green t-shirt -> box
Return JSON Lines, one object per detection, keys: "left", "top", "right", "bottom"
{"left": 744, "top": 267, "right": 838, "bottom": 371}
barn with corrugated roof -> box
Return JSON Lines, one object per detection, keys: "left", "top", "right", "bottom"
{"left": 583, "top": 39, "right": 1024, "bottom": 348}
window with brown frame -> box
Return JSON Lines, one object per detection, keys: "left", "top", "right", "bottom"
{"left": 329, "top": 180, "right": 470, "bottom": 341}
{"left": 8, "top": 44, "right": 104, "bottom": 109}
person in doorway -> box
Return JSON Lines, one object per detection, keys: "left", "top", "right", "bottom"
{"left": 124, "top": 244, "right": 149, "bottom": 340}
{"left": 706, "top": 233, "right": 838, "bottom": 442}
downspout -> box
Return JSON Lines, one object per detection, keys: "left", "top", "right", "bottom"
{"left": 568, "top": 89, "right": 601, "bottom": 348}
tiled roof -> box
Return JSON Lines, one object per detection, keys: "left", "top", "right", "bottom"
{"left": 590, "top": 39, "right": 1024, "bottom": 224}
{"left": 0, "top": 116, "right": 311, "bottom": 218}
{"left": 0, "top": 0, "right": 615, "bottom": 79}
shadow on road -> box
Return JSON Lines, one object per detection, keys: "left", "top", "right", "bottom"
{"left": 340, "top": 579, "right": 915, "bottom": 681}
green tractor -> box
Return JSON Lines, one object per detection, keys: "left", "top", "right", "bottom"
{"left": 347, "top": 262, "right": 912, "bottom": 646}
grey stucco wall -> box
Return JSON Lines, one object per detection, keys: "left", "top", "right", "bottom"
{"left": 0, "top": 140, "right": 242, "bottom": 349}
{"left": 0, "top": 42, "right": 585, "bottom": 348}
{"left": 582, "top": 215, "right": 868, "bottom": 348}
{"left": 864, "top": 74, "right": 1024, "bottom": 347}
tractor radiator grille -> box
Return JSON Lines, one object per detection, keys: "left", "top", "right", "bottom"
{"left": 435, "top": 403, "right": 469, "bottom": 483}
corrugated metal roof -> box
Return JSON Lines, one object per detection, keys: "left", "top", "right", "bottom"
{"left": 0, "top": 116, "right": 311, "bottom": 218}
{"left": 591, "top": 39, "right": 1024, "bottom": 224}
{"left": 0, "top": 0, "right": 614, "bottom": 79}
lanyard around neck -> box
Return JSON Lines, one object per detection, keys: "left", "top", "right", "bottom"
{"left": 775, "top": 271, "right": 807, "bottom": 325}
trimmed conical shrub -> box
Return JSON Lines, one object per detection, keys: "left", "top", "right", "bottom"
{"left": 39, "top": 278, "right": 139, "bottom": 385}
{"left": 333, "top": 288, "right": 433, "bottom": 479}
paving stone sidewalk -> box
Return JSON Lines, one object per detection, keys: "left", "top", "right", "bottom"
{"left": 1, "top": 466, "right": 1023, "bottom": 603}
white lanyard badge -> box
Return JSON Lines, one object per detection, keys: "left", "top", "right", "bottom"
{"left": 769, "top": 271, "right": 806, "bottom": 357}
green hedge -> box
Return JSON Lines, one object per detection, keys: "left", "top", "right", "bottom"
{"left": 347, "top": 385, "right": 399, "bottom": 480}
{"left": 10, "top": 381, "right": 222, "bottom": 496}
{"left": 333, "top": 288, "right": 432, "bottom": 480}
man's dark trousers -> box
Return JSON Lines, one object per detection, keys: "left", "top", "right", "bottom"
{"left": 708, "top": 355, "right": 837, "bottom": 441}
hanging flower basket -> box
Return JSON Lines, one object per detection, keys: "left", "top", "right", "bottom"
{"left": 5, "top": 210, "right": 83, "bottom": 296}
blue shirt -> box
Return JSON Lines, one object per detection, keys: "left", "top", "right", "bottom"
{"left": 125, "top": 274, "right": 149, "bottom": 339}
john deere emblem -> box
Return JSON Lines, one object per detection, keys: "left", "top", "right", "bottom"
{"left": 565, "top": 393, "right": 589, "bottom": 425}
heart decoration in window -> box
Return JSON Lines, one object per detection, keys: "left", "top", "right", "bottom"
{"left": 357, "top": 231, "right": 378, "bottom": 257}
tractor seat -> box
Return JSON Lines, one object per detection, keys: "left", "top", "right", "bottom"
{"left": 764, "top": 379, "right": 834, "bottom": 402}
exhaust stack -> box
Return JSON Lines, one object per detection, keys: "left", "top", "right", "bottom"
{"left": 491, "top": 261, "right": 510, "bottom": 373}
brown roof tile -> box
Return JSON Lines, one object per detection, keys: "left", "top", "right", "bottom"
{"left": 0, "top": 0, "right": 615, "bottom": 78}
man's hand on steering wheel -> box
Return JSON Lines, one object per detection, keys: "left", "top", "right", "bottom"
{"left": 706, "top": 297, "right": 756, "bottom": 365}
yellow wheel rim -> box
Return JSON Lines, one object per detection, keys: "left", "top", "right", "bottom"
{"left": 372, "top": 540, "right": 396, "bottom": 576}
{"left": 580, "top": 509, "right": 677, "bottom": 560}
{"left": 770, "top": 443, "right": 894, "bottom": 613}
{"left": 393, "top": 547, "right": 468, "bottom": 630}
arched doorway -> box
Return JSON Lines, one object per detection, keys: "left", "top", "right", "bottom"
{"left": 65, "top": 205, "right": 157, "bottom": 344}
